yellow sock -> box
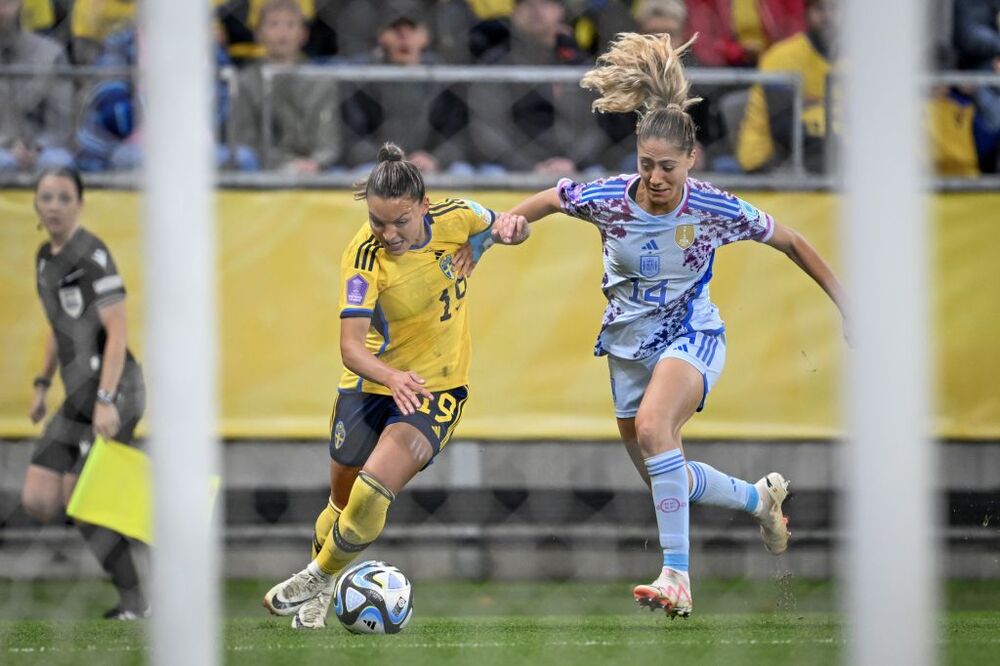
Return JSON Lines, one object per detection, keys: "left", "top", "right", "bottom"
{"left": 315, "top": 471, "right": 394, "bottom": 575}
{"left": 311, "top": 497, "right": 342, "bottom": 560}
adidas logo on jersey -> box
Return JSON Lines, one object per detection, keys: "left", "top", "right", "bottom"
{"left": 641, "top": 240, "right": 659, "bottom": 251}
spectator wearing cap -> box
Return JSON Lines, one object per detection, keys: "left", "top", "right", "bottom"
{"left": 231, "top": 0, "right": 339, "bottom": 173}
{"left": 468, "top": 0, "right": 605, "bottom": 174}
{"left": 0, "top": 0, "right": 73, "bottom": 172}
{"left": 340, "top": 11, "right": 467, "bottom": 172}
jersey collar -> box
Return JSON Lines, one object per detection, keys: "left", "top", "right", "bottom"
{"left": 410, "top": 216, "right": 433, "bottom": 251}
{"left": 626, "top": 178, "right": 689, "bottom": 224}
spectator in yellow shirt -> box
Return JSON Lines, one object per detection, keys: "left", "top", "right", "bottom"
{"left": 736, "top": 0, "right": 833, "bottom": 173}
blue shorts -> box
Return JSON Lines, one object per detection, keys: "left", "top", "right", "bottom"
{"left": 608, "top": 331, "right": 726, "bottom": 418}
{"left": 328, "top": 386, "right": 469, "bottom": 468}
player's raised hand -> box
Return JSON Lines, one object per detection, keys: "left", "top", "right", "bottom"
{"left": 493, "top": 212, "right": 530, "bottom": 245}
{"left": 386, "top": 370, "right": 433, "bottom": 415}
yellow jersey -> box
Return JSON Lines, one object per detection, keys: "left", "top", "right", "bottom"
{"left": 737, "top": 32, "right": 831, "bottom": 172}
{"left": 337, "top": 198, "right": 494, "bottom": 395}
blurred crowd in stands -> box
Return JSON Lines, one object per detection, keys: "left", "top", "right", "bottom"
{"left": 1, "top": 0, "right": 998, "bottom": 177}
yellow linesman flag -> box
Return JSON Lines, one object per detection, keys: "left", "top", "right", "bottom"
{"left": 66, "top": 436, "right": 153, "bottom": 544}
{"left": 66, "top": 438, "right": 223, "bottom": 545}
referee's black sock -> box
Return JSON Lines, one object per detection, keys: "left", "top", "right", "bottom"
{"left": 78, "top": 523, "right": 147, "bottom": 612}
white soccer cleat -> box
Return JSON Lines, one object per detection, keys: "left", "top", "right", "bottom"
{"left": 633, "top": 567, "right": 693, "bottom": 618}
{"left": 262, "top": 563, "right": 332, "bottom": 617}
{"left": 754, "top": 472, "right": 791, "bottom": 555}
{"left": 291, "top": 578, "right": 336, "bottom": 629}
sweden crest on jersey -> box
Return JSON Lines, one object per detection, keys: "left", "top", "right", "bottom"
{"left": 640, "top": 255, "right": 660, "bottom": 277}
{"left": 439, "top": 254, "right": 456, "bottom": 280}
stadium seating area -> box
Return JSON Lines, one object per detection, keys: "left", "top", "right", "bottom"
{"left": 1, "top": 0, "right": 998, "bottom": 178}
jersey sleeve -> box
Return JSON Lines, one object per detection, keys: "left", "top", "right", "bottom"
{"left": 727, "top": 196, "right": 775, "bottom": 244}
{"left": 338, "top": 226, "right": 381, "bottom": 318}
{"left": 556, "top": 177, "right": 596, "bottom": 222}
{"left": 555, "top": 176, "right": 629, "bottom": 225}
{"left": 83, "top": 243, "right": 127, "bottom": 309}
{"left": 456, "top": 199, "right": 495, "bottom": 237}
{"left": 690, "top": 179, "right": 776, "bottom": 246}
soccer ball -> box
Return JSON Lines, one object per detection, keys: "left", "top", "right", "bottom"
{"left": 333, "top": 560, "right": 413, "bottom": 634}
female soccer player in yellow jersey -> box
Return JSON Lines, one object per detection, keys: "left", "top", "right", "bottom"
{"left": 463, "top": 33, "right": 845, "bottom": 618}
{"left": 262, "top": 143, "right": 528, "bottom": 628}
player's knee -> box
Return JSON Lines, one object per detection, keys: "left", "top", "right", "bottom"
{"left": 634, "top": 413, "right": 681, "bottom": 457}
{"left": 634, "top": 415, "right": 662, "bottom": 456}
{"left": 21, "top": 489, "right": 61, "bottom": 523}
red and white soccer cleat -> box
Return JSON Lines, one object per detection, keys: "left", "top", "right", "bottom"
{"left": 633, "top": 567, "right": 693, "bottom": 618}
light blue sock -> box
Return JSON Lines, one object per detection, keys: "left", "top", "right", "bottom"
{"left": 645, "top": 449, "right": 690, "bottom": 573}
{"left": 688, "top": 461, "right": 760, "bottom": 514}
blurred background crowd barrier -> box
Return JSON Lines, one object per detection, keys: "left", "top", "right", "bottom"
{"left": 2, "top": 0, "right": 1000, "bottom": 186}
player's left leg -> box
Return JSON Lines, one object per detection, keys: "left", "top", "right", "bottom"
{"left": 292, "top": 462, "right": 355, "bottom": 629}
{"left": 264, "top": 423, "right": 432, "bottom": 617}
{"left": 659, "top": 332, "right": 791, "bottom": 554}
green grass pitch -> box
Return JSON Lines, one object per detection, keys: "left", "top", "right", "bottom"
{"left": 2, "top": 579, "right": 998, "bottom": 665}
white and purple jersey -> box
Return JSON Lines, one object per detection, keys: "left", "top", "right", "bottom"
{"left": 557, "top": 174, "right": 775, "bottom": 360}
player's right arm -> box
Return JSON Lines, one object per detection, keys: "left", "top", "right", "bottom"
{"left": 29, "top": 329, "right": 58, "bottom": 424}
{"left": 495, "top": 180, "right": 599, "bottom": 239}
{"left": 339, "top": 317, "right": 432, "bottom": 415}
{"left": 338, "top": 226, "right": 433, "bottom": 414}
{"left": 453, "top": 189, "right": 559, "bottom": 275}
{"left": 509, "top": 187, "right": 562, "bottom": 224}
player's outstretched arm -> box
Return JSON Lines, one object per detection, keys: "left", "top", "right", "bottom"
{"left": 454, "top": 188, "right": 561, "bottom": 277}
{"left": 340, "top": 316, "right": 432, "bottom": 415}
{"left": 454, "top": 211, "right": 531, "bottom": 277}
{"left": 509, "top": 187, "right": 561, "bottom": 223}
{"left": 765, "top": 222, "right": 848, "bottom": 333}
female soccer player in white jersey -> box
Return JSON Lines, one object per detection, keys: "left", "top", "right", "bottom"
{"left": 472, "top": 33, "right": 846, "bottom": 617}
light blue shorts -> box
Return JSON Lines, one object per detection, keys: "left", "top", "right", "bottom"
{"left": 608, "top": 331, "right": 727, "bottom": 418}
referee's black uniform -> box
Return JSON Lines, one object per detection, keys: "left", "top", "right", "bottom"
{"left": 33, "top": 226, "right": 148, "bottom": 617}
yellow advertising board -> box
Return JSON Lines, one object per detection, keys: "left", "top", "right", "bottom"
{"left": 1, "top": 190, "right": 997, "bottom": 440}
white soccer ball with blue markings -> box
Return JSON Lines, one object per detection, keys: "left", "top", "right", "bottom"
{"left": 333, "top": 560, "right": 413, "bottom": 634}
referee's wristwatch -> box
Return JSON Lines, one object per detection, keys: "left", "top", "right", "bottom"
{"left": 96, "top": 389, "right": 117, "bottom": 406}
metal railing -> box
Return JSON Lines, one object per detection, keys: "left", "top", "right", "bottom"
{"left": 1, "top": 65, "right": 999, "bottom": 191}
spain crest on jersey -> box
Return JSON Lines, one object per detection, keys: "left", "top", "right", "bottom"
{"left": 439, "top": 254, "right": 456, "bottom": 280}
{"left": 640, "top": 255, "right": 660, "bottom": 278}
{"left": 674, "top": 224, "right": 696, "bottom": 249}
